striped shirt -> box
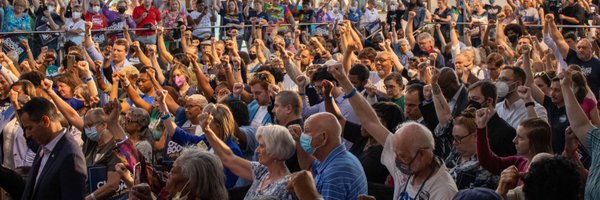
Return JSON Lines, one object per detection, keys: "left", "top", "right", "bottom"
{"left": 312, "top": 145, "right": 368, "bottom": 200}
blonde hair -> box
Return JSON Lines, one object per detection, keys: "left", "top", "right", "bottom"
{"left": 203, "top": 103, "right": 237, "bottom": 141}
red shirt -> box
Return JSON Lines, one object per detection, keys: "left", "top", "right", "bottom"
{"left": 132, "top": 5, "right": 161, "bottom": 36}
{"left": 84, "top": 11, "right": 108, "bottom": 29}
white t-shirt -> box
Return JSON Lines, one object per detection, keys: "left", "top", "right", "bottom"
{"left": 381, "top": 134, "right": 458, "bottom": 200}
{"left": 189, "top": 11, "right": 213, "bottom": 38}
{"left": 65, "top": 19, "right": 85, "bottom": 44}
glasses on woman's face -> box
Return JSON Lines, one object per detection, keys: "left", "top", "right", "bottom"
{"left": 453, "top": 132, "right": 474, "bottom": 144}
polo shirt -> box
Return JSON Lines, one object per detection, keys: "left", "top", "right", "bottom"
{"left": 311, "top": 145, "right": 368, "bottom": 200}
{"left": 543, "top": 96, "right": 570, "bottom": 152}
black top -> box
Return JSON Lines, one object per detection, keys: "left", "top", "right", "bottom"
{"left": 343, "top": 121, "right": 389, "bottom": 184}
{"left": 543, "top": 96, "right": 569, "bottom": 152}
{"left": 285, "top": 118, "right": 303, "bottom": 173}
{"left": 565, "top": 49, "right": 600, "bottom": 99}
{"left": 486, "top": 112, "right": 517, "bottom": 157}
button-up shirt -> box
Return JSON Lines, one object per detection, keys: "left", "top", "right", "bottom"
{"left": 496, "top": 99, "right": 548, "bottom": 129}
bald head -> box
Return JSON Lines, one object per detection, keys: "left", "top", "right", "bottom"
{"left": 393, "top": 122, "right": 435, "bottom": 154}
{"left": 305, "top": 112, "right": 342, "bottom": 140}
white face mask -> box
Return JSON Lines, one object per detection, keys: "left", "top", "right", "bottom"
{"left": 171, "top": 180, "right": 190, "bottom": 200}
{"left": 93, "top": 6, "right": 101, "bottom": 13}
{"left": 72, "top": 11, "right": 81, "bottom": 18}
{"left": 47, "top": 6, "right": 55, "bottom": 12}
{"left": 495, "top": 81, "right": 510, "bottom": 98}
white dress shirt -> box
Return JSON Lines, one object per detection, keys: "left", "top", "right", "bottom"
{"left": 34, "top": 130, "right": 66, "bottom": 189}
{"left": 496, "top": 99, "right": 548, "bottom": 129}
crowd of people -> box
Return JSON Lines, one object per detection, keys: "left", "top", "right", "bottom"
{"left": 0, "top": 0, "right": 600, "bottom": 199}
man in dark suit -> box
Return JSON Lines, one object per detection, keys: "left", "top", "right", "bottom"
{"left": 467, "top": 81, "right": 517, "bottom": 157}
{"left": 20, "top": 98, "right": 86, "bottom": 200}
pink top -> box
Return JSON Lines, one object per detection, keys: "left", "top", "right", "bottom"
{"left": 581, "top": 97, "right": 596, "bottom": 118}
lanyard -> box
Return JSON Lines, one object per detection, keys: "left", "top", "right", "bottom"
{"left": 399, "top": 158, "right": 440, "bottom": 200}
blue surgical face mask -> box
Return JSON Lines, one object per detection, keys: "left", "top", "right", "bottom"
{"left": 85, "top": 126, "right": 101, "bottom": 141}
{"left": 284, "top": 38, "right": 292, "bottom": 47}
{"left": 300, "top": 132, "right": 316, "bottom": 155}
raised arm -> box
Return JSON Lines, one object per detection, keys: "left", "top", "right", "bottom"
{"left": 191, "top": 55, "right": 215, "bottom": 98}
{"left": 561, "top": 71, "right": 592, "bottom": 148}
{"left": 546, "top": 14, "right": 570, "bottom": 58}
{"left": 521, "top": 45, "right": 545, "bottom": 104}
{"left": 327, "top": 44, "right": 391, "bottom": 145}
{"left": 430, "top": 69, "right": 453, "bottom": 126}
{"left": 200, "top": 112, "right": 253, "bottom": 181}
{"left": 41, "top": 79, "right": 85, "bottom": 131}
{"left": 156, "top": 27, "right": 174, "bottom": 63}
{"left": 406, "top": 11, "right": 416, "bottom": 49}
{"left": 76, "top": 61, "right": 99, "bottom": 98}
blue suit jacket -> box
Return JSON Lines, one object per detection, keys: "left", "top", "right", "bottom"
{"left": 22, "top": 132, "right": 87, "bottom": 200}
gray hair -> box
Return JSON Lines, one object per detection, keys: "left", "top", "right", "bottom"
{"left": 187, "top": 94, "right": 208, "bottom": 106}
{"left": 395, "top": 122, "right": 435, "bottom": 150}
{"left": 416, "top": 32, "right": 434, "bottom": 43}
{"left": 176, "top": 148, "right": 229, "bottom": 200}
{"left": 256, "top": 125, "right": 296, "bottom": 161}
{"left": 126, "top": 107, "right": 150, "bottom": 127}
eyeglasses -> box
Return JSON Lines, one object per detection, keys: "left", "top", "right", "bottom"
{"left": 453, "top": 132, "right": 474, "bottom": 144}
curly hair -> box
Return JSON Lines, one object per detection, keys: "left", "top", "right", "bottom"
{"left": 523, "top": 156, "right": 582, "bottom": 200}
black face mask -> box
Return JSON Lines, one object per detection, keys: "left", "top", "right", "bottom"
{"left": 467, "top": 100, "right": 482, "bottom": 110}
{"left": 118, "top": 7, "right": 127, "bottom": 14}
{"left": 508, "top": 35, "right": 519, "bottom": 43}
{"left": 249, "top": 53, "right": 257, "bottom": 60}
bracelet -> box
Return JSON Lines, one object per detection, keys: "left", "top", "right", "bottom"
{"left": 298, "top": 92, "right": 306, "bottom": 96}
{"left": 343, "top": 88, "right": 357, "bottom": 99}
{"left": 525, "top": 102, "right": 535, "bottom": 107}
{"left": 83, "top": 77, "right": 93, "bottom": 82}
{"left": 160, "top": 113, "right": 172, "bottom": 121}
{"left": 324, "top": 96, "right": 334, "bottom": 100}
{"left": 90, "top": 193, "right": 97, "bottom": 200}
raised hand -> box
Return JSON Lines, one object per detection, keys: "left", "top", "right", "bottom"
{"left": 364, "top": 82, "right": 377, "bottom": 97}
{"left": 41, "top": 79, "right": 53, "bottom": 92}
{"left": 268, "top": 84, "right": 280, "bottom": 98}
{"left": 559, "top": 71, "right": 573, "bottom": 88}
{"left": 326, "top": 63, "right": 346, "bottom": 82}
{"left": 497, "top": 165, "right": 521, "bottom": 196}
{"left": 103, "top": 99, "right": 122, "bottom": 121}
{"left": 287, "top": 124, "right": 302, "bottom": 141}
{"left": 517, "top": 86, "right": 533, "bottom": 102}
{"left": 564, "top": 126, "right": 579, "bottom": 155}
{"left": 322, "top": 80, "right": 335, "bottom": 97}
{"left": 409, "top": 11, "right": 416, "bottom": 18}
{"left": 233, "top": 82, "right": 244, "bottom": 98}
{"left": 475, "top": 107, "right": 493, "bottom": 129}
{"left": 296, "top": 75, "right": 310, "bottom": 89}
{"left": 216, "top": 88, "right": 231, "bottom": 103}
{"left": 156, "top": 90, "right": 169, "bottom": 113}
{"left": 199, "top": 112, "right": 213, "bottom": 131}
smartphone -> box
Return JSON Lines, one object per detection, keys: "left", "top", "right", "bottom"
{"left": 66, "top": 55, "right": 75, "bottom": 69}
